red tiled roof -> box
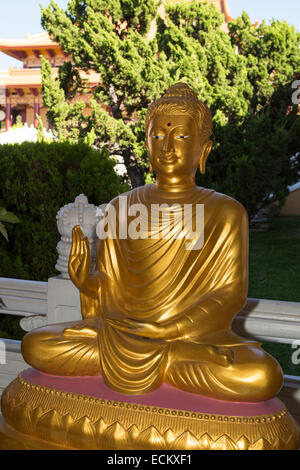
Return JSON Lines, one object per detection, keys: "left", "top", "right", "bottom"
{"left": 0, "top": 67, "right": 100, "bottom": 88}
{"left": 0, "top": 32, "right": 59, "bottom": 49}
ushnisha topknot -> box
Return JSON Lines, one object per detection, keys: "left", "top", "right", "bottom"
{"left": 146, "top": 82, "right": 212, "bottom": 143}
{"left": 162, "top": 82, "right": 199, "bottom": 99}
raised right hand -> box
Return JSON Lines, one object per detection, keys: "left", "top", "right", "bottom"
{"left": 68, "top": 225, "right": 91, "bottom": 290}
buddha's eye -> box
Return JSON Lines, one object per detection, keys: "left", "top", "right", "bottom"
{"left": 152, "top": 135, "right": 164, "bottom": 140}
{"left": 175, "top": 135, "right": 189, "bottom": 140}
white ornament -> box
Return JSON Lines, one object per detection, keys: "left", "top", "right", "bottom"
{"left": 55, "top": 194, "right": 104, "bottom": 278}
{"left": 19, "top": 315, "right": 47, "bottom": 332}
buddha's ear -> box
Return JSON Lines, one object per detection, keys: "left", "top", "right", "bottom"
{"left": 199, "top": 140, "right": 212, "bottom": 175}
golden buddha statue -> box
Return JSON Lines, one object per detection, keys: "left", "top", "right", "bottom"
{"left": 1, "top": 83, "right": 299, "bottom": 450}
{"left": 21, "top": 82, "right": 283, "bottom": 402}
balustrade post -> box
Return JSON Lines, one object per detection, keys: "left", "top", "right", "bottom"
{"left": 47, "top": 194, "right": 103, "bottom": 325}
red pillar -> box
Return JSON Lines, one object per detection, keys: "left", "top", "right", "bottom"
{"left": 5, "top": 101, "right": 11, "bottom": 131}
{"left": 22, "top": 107, "right": 26, "bottom": 124}
{"left": 34, "top": 101, "right": 40, "bottom": 128}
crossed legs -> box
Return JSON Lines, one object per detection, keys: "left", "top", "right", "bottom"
{"left": 22, "top": 320, "right": 283, "bottom": 401}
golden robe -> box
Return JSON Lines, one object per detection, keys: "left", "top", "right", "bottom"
{"left": 96, "top": 185, "right": 245, "bottom": 392}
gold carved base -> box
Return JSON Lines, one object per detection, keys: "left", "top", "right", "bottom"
{"left": 1, "top": 374, "right": 299, "bottom": 450}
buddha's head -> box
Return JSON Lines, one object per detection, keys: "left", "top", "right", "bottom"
{"left": 145, "top": 83, "right": 213, "bottom": 179}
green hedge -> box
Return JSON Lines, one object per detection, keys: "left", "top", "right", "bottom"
{"left": 0, "top": 142, "right": 129, "bottom": 281}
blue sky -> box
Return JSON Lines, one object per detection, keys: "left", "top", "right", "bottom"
{"left": 229, "top": 0, "right": 300, "bottom": 31}
{"left": 0, "top": 0, "right": 68, "bottom": 70}
{"left": 0, "top": 0, "right": 299, "bottom": 71}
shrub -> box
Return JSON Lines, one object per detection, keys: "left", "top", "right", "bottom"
{"left": 0, "top": 142, "right": 129, "bottom": 281}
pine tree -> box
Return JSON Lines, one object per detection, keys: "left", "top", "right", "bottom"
{"left": 40, "top": 1, "right": 300, "bottom": 219}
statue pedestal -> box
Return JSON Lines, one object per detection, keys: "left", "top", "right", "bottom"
{"left": 1, "top": 368, "right": 299, "bottom": 450}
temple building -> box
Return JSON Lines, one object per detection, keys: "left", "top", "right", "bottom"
{"left": 0, "top": 1, "right": 232, "bottom": 132}
{"left": 0, "top": 32, "right": 100, "bottom": 131}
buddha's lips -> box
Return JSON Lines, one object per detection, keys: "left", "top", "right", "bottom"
{"left": 159, "top": 153, "right": 177, "bottom": 163}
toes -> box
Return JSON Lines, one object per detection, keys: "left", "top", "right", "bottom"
{"left": 218, "top": 347, "right": 234, "bottom": 366}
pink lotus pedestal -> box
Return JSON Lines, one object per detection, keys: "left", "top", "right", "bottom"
{"left": 1, "top": 368, "right": 299, "bottom": 450}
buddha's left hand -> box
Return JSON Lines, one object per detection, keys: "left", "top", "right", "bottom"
{"left": 106, "top": 318, "right": 181, "bottom": 341}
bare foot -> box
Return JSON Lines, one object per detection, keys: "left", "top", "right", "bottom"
{"left": 214, "top": 346, "right": 234, "bottom": 367}
{"left": 63, "top": 324, "right": 99, "bottom": 338}
{"left": 202, "top": 345, "right": 234, "bottom": 367}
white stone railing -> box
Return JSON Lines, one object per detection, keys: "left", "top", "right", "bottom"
{"left": 0, "top": 278, "right": 48, "bottom": 331}
{"left": 1, "top": 275, "right": 300, "bottom": 345}
{"left": 0, "top": 124, "right": 53, "bottom": 144}
{"left": 233, "top": 298, "right": 300, "bottom": 345}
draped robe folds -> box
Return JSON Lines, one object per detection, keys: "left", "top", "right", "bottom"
{"left": 83, "top": 184, "right": 257, "bottom": 394}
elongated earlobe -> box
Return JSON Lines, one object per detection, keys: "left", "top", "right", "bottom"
{"left": 199, "top": 140, "right": 212, "bottom": 175}
{"left": 149, "top": 163, "right": 153, "bottom": 173}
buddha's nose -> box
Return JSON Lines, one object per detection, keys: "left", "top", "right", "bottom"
{"left": 162, "top": 134, "right": 175, "bottom": 153}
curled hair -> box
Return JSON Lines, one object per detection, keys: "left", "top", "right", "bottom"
{"left": 146, "top": 83, "right": 212, "bottom": 142}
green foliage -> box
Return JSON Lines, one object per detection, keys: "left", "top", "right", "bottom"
{"left": 36, "top": 114, "right": 53, "bottom": 143}
{"left": 248, "top": 216, "right": 300, "bottom": 302}
{"left": 11, "top": 122, "right": 24, "bottom": 130}
{"left": 0, "top": 141, "right": 129, "bottom": 281}
{"left": 0, "top": 314, "right": 24, "bottom": 340}
{"left": 41, "top": 56, "right": 88, "bottom": 143}
{"left": 40, "top": 1, "right": 300, "bottom": 218}
{"left": 0, "top": 207, "right": 21, "bottom": 241}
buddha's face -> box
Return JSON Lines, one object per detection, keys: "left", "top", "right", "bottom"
{"left": 146, "top": 114, "right": 204, "bottom": 177}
